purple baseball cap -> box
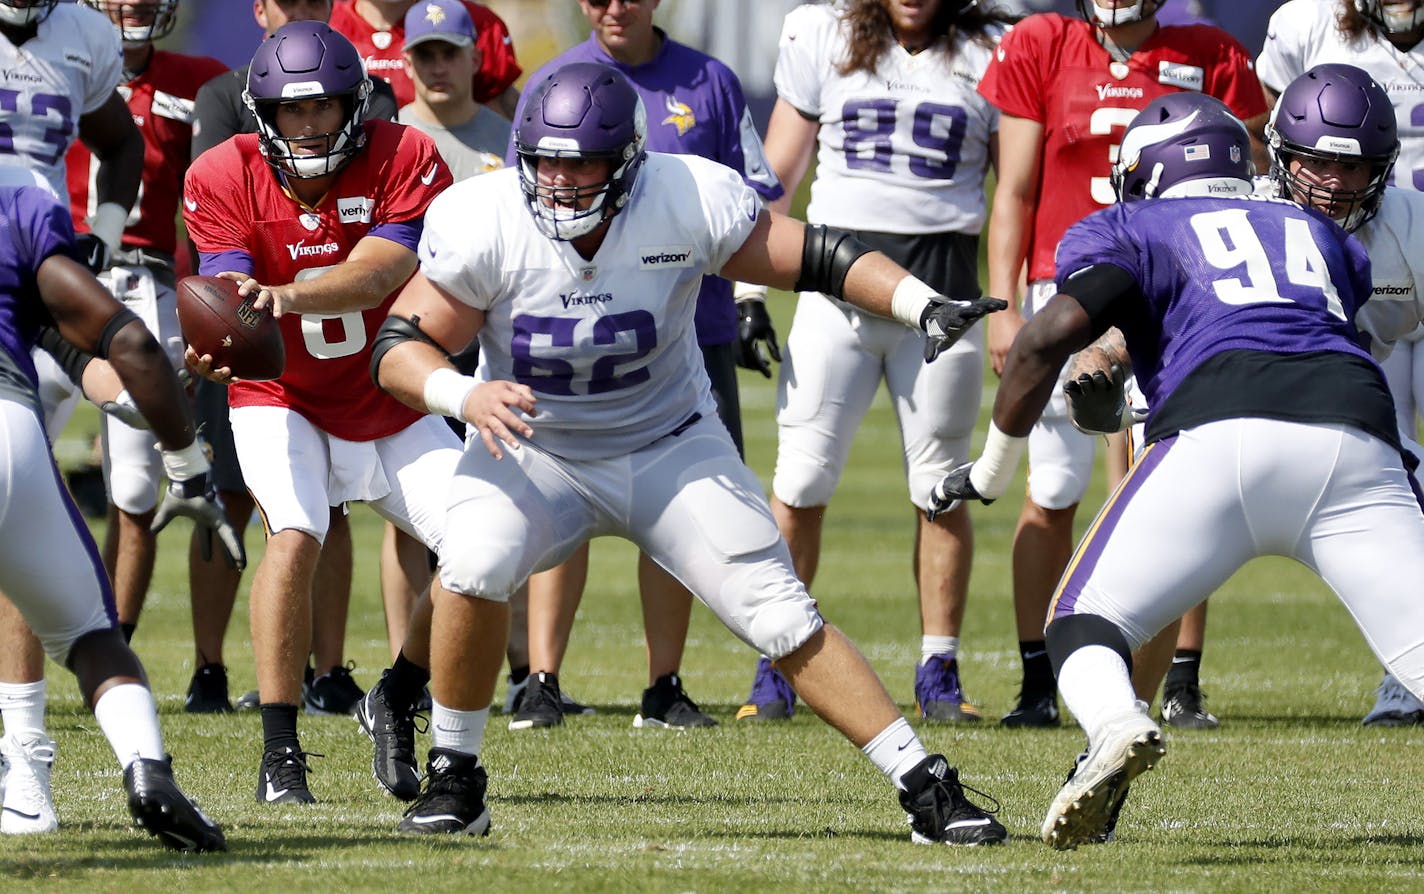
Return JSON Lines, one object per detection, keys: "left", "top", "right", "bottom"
{"left": 404, "top": 0, "right": 476, "bottom": 50}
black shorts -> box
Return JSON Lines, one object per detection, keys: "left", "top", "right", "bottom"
{"left": 701, "top": 341, "right": 743, "bottom": 458}
{"left": 193, "top": 378, "right": 245, "bottom": 493}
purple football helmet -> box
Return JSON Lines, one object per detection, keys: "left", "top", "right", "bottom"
{"left": 1268, "top": 64, "right": 1398, "bottom": 232}
{"left": 1112, "top": 93, "right": 1254, "bottom": 202}
{"left": 1075, "top": 0, "right": 1164, "bottom": 27}
{"left": 82, "top": 0, "right": 180, "bottom": 47}
{"left": 514, "top": 62, "right": 647, "bottom": 241}
{"left": 243, "top": 22, "right": 372, "bottom": 180}
{"left": 1356, "top": 0, "right": 1424, "bottom": 34}
{"left": 0, "top": 0, "right": 59, "bottom": 26}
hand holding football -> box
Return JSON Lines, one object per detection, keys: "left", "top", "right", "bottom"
{"left": 176, "top": 275, "right": 284, "bottom": 381}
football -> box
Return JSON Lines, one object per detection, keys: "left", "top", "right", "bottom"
{"left": 176, "top": 275, "right": 284, "bottom": 381}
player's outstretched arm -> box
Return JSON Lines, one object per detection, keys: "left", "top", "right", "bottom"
{"left": 720, "top": 213, "right": 1005, "bottom": 361}
{"left": 37, "top": 252, "right": 244, "bottom": 566}
{"left": 373, "top": 272, "right": 535, "bottom": 460}
{"left": 926, "top": 292, "right": 1096, "bottom": 519}
{"left": 240, "top": 236, "right": 419, "bottom": 317}
{"left": 76, "top": 90, "right": 144, "bottom": 273}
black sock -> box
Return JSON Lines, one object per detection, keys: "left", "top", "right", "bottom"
{"left": 1020, "top": 640, "right": 1054, "bottom": 693}
{"left": 508, "top": 664, "right": 530, "bottom": 686}
{"left": 386, "top": 650, "right": 431, "bottom": 710}
{"left": 120, "top": 622, "right": 136, "bottom": 644}
{"left": 1165, "top": 649, "right": 1203, "bottom": 689}
{"left": 260, "top": 703, "right": 300, "bottom": 754}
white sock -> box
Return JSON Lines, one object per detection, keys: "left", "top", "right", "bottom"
{"left": 431, "top": 701, "right": 489, "bottom": 757}
{"left": 93, "top": 683, "right": 165, "bottom": 769}
{"left": 1057, "top": 645, "right": 1139, "bottom": 739}
{"left": 862, "top": 716, "right": 928, "bottom": 790}
{"left": 0, "top": 679, "right": 47, "bottom": 738}
{"left": 921, "top": 635, "right": 958, "bottom": 666}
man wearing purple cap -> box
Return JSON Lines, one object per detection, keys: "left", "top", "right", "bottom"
{"left": 398, "top": 0, "right": 510, "bottom": 182}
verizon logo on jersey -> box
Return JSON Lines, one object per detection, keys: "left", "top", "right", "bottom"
{"left": 1158, "top": 61, "right": 1204, "bottom": 92}
{"left": 640, "top": 245, "right": 694, "bottom": 269}
{"left": 288, "top": 240, "right": 340, "bottom": 260}
{"left": 337, "top": 196, "right": 373, "bottom": 224}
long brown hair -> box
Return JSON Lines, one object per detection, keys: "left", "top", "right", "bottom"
{"left": 836, "top": 0, "right": 1017, "bottom": 76}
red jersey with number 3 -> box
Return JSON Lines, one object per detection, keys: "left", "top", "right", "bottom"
{"left": 182, "top": 120, "right": 453, "bottom": 441}
{"left": 66, "top": 50, "right": 228, "bottom": 255}
{"left": 328, "top": 0, "right": 521, "bottom": 107}
{"left": 977, "top": 14, "right": 1266, "bottom": 282}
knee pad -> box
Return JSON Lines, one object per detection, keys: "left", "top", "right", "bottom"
{"left": 743, "top": 588, "right": 825, "bottom": 661}
{"left": 771, "top": 453, "right": 839, "bottom": 508}
{"left": 1046, "top": 614, "right": 1133, "bottom": 678}
{"left": 438, "top": 544, "right": 522, "bottom": 603}
{"left": 105, "top": 461, "right": 160, "bottom": 514}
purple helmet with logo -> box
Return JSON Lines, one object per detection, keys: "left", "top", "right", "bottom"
{"left": 1112, "top": 93, "right": 1254, "bottom": 202}
{"left": 0, "top": 0, "right": 59, "bottom": 26}
{"left": 243, "top": 22, "right": 372, "bottom": 180}
{"left": 513, "top": 62, "right": 647, "bottom": 241}
{"left": 1075, "top": 0, "right": 1164, "bottom": 28}
{"left": 1356, "top": 0, "right": 1424, "bottom": 34}
{"left": 1268, "top": 63, "right": 1398, "bottom": 232}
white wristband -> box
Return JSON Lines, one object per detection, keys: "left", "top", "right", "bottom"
{"left": 88, "top": 201, "right": 128, "bottom": 252}
{"left": 733, "top": 281, "right": 768, "bottom": 303}
{"left": 968, "top": 422, "right": 1028, "bottom": 500}
{"left": 424, "top": 367, "right": 478, "bottom": 423}
{"left": 890, "top": 275, "right": 937, "bottom": 328}
{"left": 161, "top": 439, "right": 210, "bottom": 482}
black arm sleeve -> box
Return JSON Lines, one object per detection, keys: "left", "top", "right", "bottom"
{"left": 794, "top": 224, "right": 874, "bottom": 299}
{"left": 1058, "top": 263, "right": 1140, "bottom": 337}
{"left": 36, "top": 325, "right": 93, "bottom": 386}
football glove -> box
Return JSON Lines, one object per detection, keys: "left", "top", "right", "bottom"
{"left": 1064, "top": 363, "right": 1129, "bottom": 435}
{"left": 151, "top": 473, "right": 245, "bottom": 570}
{"left": 925, "top": 461, "right": 992, "bottom": 521}
{"left": 921, "top": 296, "right": 1008, "bottom": 362}
{"left": 74, "top": 233, "right": 111, "bottom": 275}
{"left": 734, "top": 294, "right": 781, "bottom": 378}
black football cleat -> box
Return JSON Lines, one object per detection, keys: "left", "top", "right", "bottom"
{"left": 256, "top": 746, "right": 318, "bottom": 805}
{"left": 124, "top": 757, "right": 226, "bottom": 852}
{"left": 397, "top": 748, "right": 491, "bottom": 836}
{"left": 357, "top": 670, "right": 423, "bottom": 801}
{"left": 899, "top": 754, "right": 1007, "bottom": 846}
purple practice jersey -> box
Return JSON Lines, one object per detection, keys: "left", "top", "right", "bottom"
{"left": 514, "top": 32, "right": 784, "bottom": 346}
{"left": 1056, "top": 194, "right": 1376, "bottom": 417}
{"left": 0, "top": 185, "right": 75, "bottom": 407}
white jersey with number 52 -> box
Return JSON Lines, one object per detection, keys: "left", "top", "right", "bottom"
{"left": 0, "top": 4, "right": 122, "bottom": 197}
{"left": 419, "top": 153, "right": 761, "bottom": 460}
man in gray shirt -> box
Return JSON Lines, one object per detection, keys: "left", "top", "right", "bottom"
{"left": 396, "top": 0, "right": 510, "bottom": 182}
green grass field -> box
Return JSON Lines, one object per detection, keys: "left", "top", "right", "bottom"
{"left": 8, "top": 290, "right": 1424, "bottom": 892}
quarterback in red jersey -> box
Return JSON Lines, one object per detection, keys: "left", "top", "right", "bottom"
{"left": 329, "top": 0, "right": 520, "bottom": 117}
{"left": 975, "top": 0, "right": 1268, "bottom": 730}
{"left": 183, "top": 22, "right": 461, "bottom": 806}
{"left": 65, "top": 0, "right": 228, "bottom": 647}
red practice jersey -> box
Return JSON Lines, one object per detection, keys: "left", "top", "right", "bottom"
{"left": 977, "top": 14, "right": 1266, "bottom": 282}
{"left": 67, "top": 50, "right": 228, "bottom": 255}
{"left": 328, "top": 0, "right": 521, "bottom": 108}
{"left": 183, "top": 120, "right": 453, "bottom": 441}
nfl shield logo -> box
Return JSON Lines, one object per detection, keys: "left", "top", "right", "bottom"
{"left": 581, "top": 265, "right": 597, "bottom": 282}
{"left": 1229, "top": 145, "right": 1241, "bottom": 164}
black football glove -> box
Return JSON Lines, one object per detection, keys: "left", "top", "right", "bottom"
{"left": 151, "top": 473, "right": 246, "bottom": 570}
{"left": 734, "top": 297, "right": 781, "bottom": 378}
{"left": 73, "top": 233, "right": 111, "bottom": 275}
{"left": 1064, "top": 363, "right": 1129, "bottom": 435}
{"left": 921, "top": 296, "right": 1008, "bottom": 362}
{"left": 925, "top": 461, "right": 992, "bottom": 521}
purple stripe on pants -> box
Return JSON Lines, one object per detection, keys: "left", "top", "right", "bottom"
{"left": 1050, "top": 435, "right": 1177, "bottom": 621}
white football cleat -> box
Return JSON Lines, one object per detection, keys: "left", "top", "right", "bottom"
{"left": 1042, "top": 705, "right": 1163, "bottom": 849}
{"left": 1, "top": 730, "right": 58, "bottom": 834}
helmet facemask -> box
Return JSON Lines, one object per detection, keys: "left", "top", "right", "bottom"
{"left": 0, "top": 0, "right": 60, "bottom": 27}
{"left": 82, "top": 0, "right": 179, "bottom": 48}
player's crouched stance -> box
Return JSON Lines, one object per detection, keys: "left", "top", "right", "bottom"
{"left": 933, "top": 93, "right": 1424, "bottom": 849}
{"left": 370, "top": 62, "right": 1007, "bottom": 845}
{"left": 0, "top": 179, "right": 233, "bottom": 851}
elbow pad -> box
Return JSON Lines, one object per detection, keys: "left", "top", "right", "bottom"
{"left": 37, "top": 325, "right": 94, "bottom": 385}
{"left": 370, "top": 314, "right": 445, "bottom": 386}
{"left": 794, "top": 224, "right": 873, "bottom": 299}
